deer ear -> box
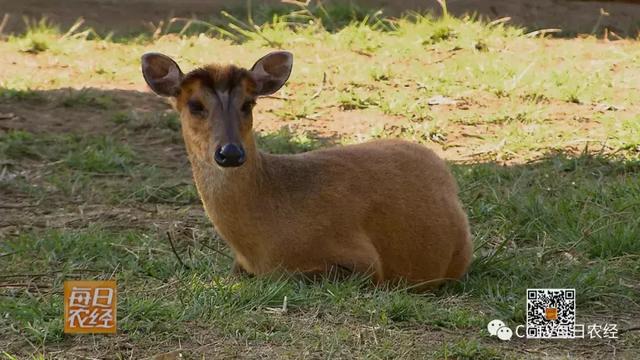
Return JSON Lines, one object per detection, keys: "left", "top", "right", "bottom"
{"left": 250, "top": 51, "right": 293, "bottom": 96}
{"left": 141, "top": 53, "right": 184, "bottom": 97}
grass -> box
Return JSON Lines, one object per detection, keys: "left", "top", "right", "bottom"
{"left": 60, "top": 89, "right": 117, "bottom": 109}
{"left": 256, "top": 126, "right": 325, "bottom": 154}
{"left": 2, "top": 134, "right": 638, "bottom": 357}
{"left": 15, "top": 18, "right": 59, "bottom": 54}
{"left": 0, "top": 131, "right": 134, "bottom": 173}
{"left": 1, "top": 2, "right": 639, "bottom": 358}
{"left": 453, "top": 155, "right": 640, "bottom": 320}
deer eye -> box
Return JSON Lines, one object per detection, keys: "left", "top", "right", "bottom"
{"left": 241, "top": 100, "right": 255, "bottom": 114}
{"left": 187, "top": 100, "right": 206, "bottom": 116}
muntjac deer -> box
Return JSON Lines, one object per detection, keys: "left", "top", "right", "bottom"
{"left": 141, "top": 51, "right": 472, "bottom": 288}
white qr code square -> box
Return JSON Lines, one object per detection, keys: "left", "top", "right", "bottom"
{"left": 526, "top": 288, "right": 576, "bottom": 339}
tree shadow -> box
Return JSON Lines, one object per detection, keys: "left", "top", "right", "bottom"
{"left": 0, "top": 87, "right": 340, "bottom": 152}
{"left": 0, "top": 87, "right": 171, "bottom": 135}
{"left": 439, "top": 151, "right": 639, "bottom": 321}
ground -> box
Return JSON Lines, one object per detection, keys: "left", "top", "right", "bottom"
{"left": 1, "top": 2, "right": 639, "bottom": 359}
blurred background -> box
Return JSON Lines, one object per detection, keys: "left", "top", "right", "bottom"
{"left": 1, "top": 0, "right": 640, "bottom": 37}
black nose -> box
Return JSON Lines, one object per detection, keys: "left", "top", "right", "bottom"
{"left": 214, "top": 143, "right": 246, "bottom": 167}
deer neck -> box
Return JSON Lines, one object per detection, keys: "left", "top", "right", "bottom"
{"left": 189, "top": 135, "right": 263, "bottom": 212}
{"left": 188, "top": 135, "right": 269, "bottom": 264}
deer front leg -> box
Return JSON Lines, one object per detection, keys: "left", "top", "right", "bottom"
{"left": 293, "top": 234, "right": 384, "bottom": 283}
{"left": 230, "top": 259, "right": 251, "bottom": 278}
{"left": 291, "top": 262, "right": 381, "bottom": 283}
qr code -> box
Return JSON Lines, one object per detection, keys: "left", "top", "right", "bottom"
{"left": 526, "top": 288, "right": 576, "bottom": 339}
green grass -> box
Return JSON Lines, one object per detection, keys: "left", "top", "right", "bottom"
{"left": 0, "top": 131, "right": 134, "bottom": 173}
{"left": 123, "top": 171, "right": 198, "bottom": 204}
{"left": 0, "top": 88, "right": 45, "bottom": 102}
{"left": 2, "top": 131, "right": 638, "bottom": 357}
{"left": 369, "top": 123, "right": 448, "bottom": 145}
{"left": 60, "top": 89, "right": 117, "bottom": 109}
{"left": 0, "top": 130, "right": 202, "bottom": 207}
{"left": 1, "top": 225, "right": 490, "bottom": 356}
{"left": 1, "top": 3, "right": 639, "bottom": 358}
{"left": 256, "top": 127, "right": 325, "bottom": 154}
{"left": 14, "top": 18, "right": 59, "bottom": 54}
{"left": 451, "top": 155, "right": 640, "bottom": 324}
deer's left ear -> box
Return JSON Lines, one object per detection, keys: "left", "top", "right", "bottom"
{"left": 250, "top": 51, "right": 293, "bottom": 96}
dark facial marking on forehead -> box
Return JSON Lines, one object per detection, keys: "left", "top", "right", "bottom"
{"left": 181, "top": 65, "right": 255, "bottom": 94}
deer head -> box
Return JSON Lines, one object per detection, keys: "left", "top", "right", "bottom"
{"left": 141, "top": 51, "right": 293, "bottom": 168}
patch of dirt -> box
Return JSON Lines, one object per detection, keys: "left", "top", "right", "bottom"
{"left": 0, "top": 87, "right": 195, "bottom": 238}
{"left": 255, "top": 98, "right": 401, "bottom": 139}
{"left": 0, "top": 202, "right": 208, "bottom": 236}
{"left": 0, "top": 89, "right": 167, "bottom": 134}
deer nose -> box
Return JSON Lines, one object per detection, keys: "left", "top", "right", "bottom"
{"left": 214, "top": 143, "right": 246, "bottom": 167}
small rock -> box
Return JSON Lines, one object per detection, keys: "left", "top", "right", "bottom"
{"left": 0, "top": 112, "right": 17, "bottom": 120}
{"left": 594, "top": 103, "right": 623, "bottom": 112}
{"left": 427, "top": 95, "right": 458, "bottom": 106}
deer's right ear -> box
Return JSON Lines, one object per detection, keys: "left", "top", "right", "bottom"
{"left": 250, "top": 51, "right": 293, "bottom": 96}
{"left": 141, "top": 53, "right": 184, "bottom": 97}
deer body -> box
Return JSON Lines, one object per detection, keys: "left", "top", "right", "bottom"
{"left": 142, "top": 51, "right": 472, "bottom": 287}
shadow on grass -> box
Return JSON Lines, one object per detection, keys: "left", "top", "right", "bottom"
{"left": 0, "top": 86, "right": 339, "bottom": 153}
{"left": 444, "top": 152, "right": 640, "bottom": 323}
{"left": 0, "top": 87, "right": 337, "bottom": 206}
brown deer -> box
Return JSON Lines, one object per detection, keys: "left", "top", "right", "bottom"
{"left": 141, "top": 51, "right": 472, "bottom": 288}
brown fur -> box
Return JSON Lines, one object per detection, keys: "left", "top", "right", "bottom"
{"left": 172, "top": 63, "right": 472, "bottom": 288}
